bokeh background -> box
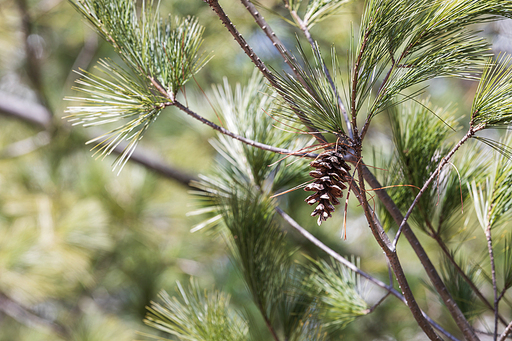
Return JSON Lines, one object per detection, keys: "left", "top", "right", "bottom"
{"left": 1, "top": 0, "right": 511, "bottom": 340}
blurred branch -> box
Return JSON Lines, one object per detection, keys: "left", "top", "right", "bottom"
{"left": 0, "top": 131, "right": 51, "bottom": 158}
{"left": 0, "top": 293, "right": 70, "bottom": 339}
{"left": 0, "top": 92, "right": 198, "bottom": 188}
{"left": 0, "top": 92, "right": 52, "bottom": 129}
{"left": 500, "top": 320, "right": 512, "bottom": 341}
{"left": 16, "top": 0, "right": 48, "bottom": 109}
{"left": 64, "top": 33, "right": 99, "bottom": 89}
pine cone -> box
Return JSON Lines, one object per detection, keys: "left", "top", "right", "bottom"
{"left": 304, "top": 149, "right": 351, "bottom": 225}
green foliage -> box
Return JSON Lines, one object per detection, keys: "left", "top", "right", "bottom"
{"left": 9, "top": 0, "right": 512, "bottom": 339}
{"left": 144, "top": 280, "right": 248, "bottom": 341}
{"left": 287, "top": 0, "right": 350, "bottom": 28}
{"left": 0, "top": 194, "right": 111, "bottom": 305}
{"left": 470, "top": 134, "right": 512, "bottom": 230}
{"left": 471, "top": 55, "right": 512, "bottom": 128}
{"left": 384, "top": 100, "right": 455, "bottom": 231}
{"left": 356, "top": 0, "right": 507, "bottom": 118}
{"left": 191, "top": 72, "right": 309, "bottom": 232}
{"left": 66, "top": 60, "right": 165, "bottom": 172}
{"left": 68, "top": 0, "right": 208, "bottom": 97}
{"left": 438, "top": 254, "right": 483, "bottom": 322}
{"left": 65, "top": 0, "right": 208, "bottom": 169}
{"left": 210, "top": 71, "right": 309, "bottom": 191}
{"left": 273, "top": 45, "right": 346, "bottom": 136}
{"left": 302, "top": 257, "right": 368, "bottom": 332}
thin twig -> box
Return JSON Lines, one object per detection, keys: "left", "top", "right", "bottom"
{"left": 173, "top": 101, "right": 317, "bottom": 157}
{"left": 353, "top": 153, "right": 443, "bottom": 340}
{"left": 203, "top": 0, "right": 277, "bottom": 86}
{"left": 500, "top": 320, "right": 512, "bottom": 341}
{"left": 275, "top": 207, "right": 459, "bottom": 341}
{"left": 0, "top": 293, "right": 70, "bottom": 339}
{"left": 477, "top": 329, "right": 512, "bottom": 340}
{"left": 433, "top": 234, "right": 508, "bottom": 326}
{"left": 281, "top": 1, "right": 353, "bottom": 139}
{"left": 365, "top": 292, "right": 391, "bottom": 314}
{"left": 486, "top": 222, "right": 499, "bottom": 341}
{"left": 239, "top": 0, "right": 298, "bottom": 77}
{"left": 360, "top": 162, "right": 480, "bottom": 341}
{"left": 393, "top": 126, "right": 481, "bottom": 248}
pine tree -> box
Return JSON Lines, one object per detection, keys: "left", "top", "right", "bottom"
{"left": 4, "top": 0, "right": 512, "bottom": 340}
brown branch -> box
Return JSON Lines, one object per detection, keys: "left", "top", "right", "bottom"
{"left": 203, "top": 0, "right": 277, "bottom": 86}
{"left": 0, "top": 91, "right": 52, "bottom": 129}
{"left": 205, "top": 0, "right": 329, "bottom": 147}
{"left": 276, "top": 207, "right": 459, "bottom": 341}
{"left": 360, "top": 163, "right": 480, "bottom": 341}
{"left": 0, "top": 93, "right": 199, "bottom": 188}
{"left": 486, "top": 222, "right": 499, "bottom": 341}
{"left": 500, "top": 320, "right": 512, "bottom": 341}
{"left": 353, "top": 157, "right": 443, "bottom": 340}
{"left": 16, "top": 0, "right": 49, "bottom": 109}
{"left": 0, "top": 293, "right": 70, "bottom": 339}
{"left": 239, "top": 0, "right": 299, "bottom": 78}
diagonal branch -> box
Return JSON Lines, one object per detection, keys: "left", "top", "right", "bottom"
{"left": 203, "top": 0, "right": 277, "bottom": 86}
{"left": 204, "top": 0, "right": 329, "bottom": 147}
{"left": 360, "top": 163, "right": 480, "bottom": 341}
{"left": 500, "top": 320, "right": 512, "bottom": 341}
{"left": 275, "top": 207, "right": 460, "bottom": 341}
{"left": 0, "top": 92, "right": 199, "bottom": 188}
{"left": 353, "top": 156, "right": 443, "bottom": 340}
{"left": 281, "top": 0, "right": 353, "bottom": 139}
{"left": 0, "top": 293, "right": 70, "bottom": 339}
{"left": 433, "top": 234, "right": 508, "bottom": 326}
{"left": 485, "top": 221, "right": 499, "bottom": 341}
{"left": 392, "top": 126, "right": 482, "bottom": 247}
{"left": 172, "top": 101, "right": 316, "bottom": 157}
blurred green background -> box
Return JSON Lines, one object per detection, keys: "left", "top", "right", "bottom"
{"left": 0, "top": 0, "right": 510, "bottom": 340}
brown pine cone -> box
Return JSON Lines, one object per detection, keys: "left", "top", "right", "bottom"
{"left": 304, "top": 149, "right": 351, "bottom": 225}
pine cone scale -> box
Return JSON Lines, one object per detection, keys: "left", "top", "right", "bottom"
{"left": 304, "top": 149, "right": 351, "bottom": 225}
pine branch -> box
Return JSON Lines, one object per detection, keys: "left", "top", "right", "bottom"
{"left": 282, "top": 0, "right": 353, "bottom": 139}
{"left": 205, "top": 0, "right": 330, "bottom": 146}
{"left": 0, "top": 92, "right": 198, "bottom": 188}
{"left": 485, "top": 222, "right": 499, "bottom": 341}
{"left": 352, "top": 158, "right": 443, "bottom": 340}
{"left": 500, "top": 320, "right": 512, "bottom": 341}
{"left": 241, "top": 0, "right": 353, "bottom": 139}
{"left": 276, "top": 207, "right": 460, "bottom": 341}
{"left": 204, "top": 0, "right": 277, "bottom": 86}
{"left": 144, "top": 282, "right": 248, "bottom": 341}
{"left": 433, "top": 235, "right": 508, "bottom": 326}
{"left": 0, "top": 293, "right": 70, "bottom": 339}
{"left": 239, "top": 0, "right": 300, "bottom": 79}
{"left": 360, "top": 163, "right": 480, "bottom": 341}
{"left": 392, "top": 126, "right": 481, "bottom": 247}
{"left": 173, "top": 101, "right": 315, "bottom": 157}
